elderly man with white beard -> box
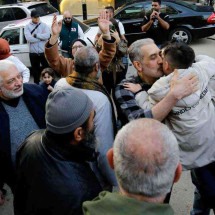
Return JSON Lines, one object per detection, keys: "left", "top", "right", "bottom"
{"left": 0, "top": 60, "right": 47, "bottom": 205}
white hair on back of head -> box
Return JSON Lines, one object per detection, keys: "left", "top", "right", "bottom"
{"left": 114, "top": 118, "right": 179, "bottom": 198}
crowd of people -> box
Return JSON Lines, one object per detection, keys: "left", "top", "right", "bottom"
{"left": 0, "top": 0, "right": 215, "bottom": 214}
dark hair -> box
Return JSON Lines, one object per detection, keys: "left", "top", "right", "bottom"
{"left": 152, "top": 0, "right": 161, "bottom": 5}
{"left": 105, "top": 6, "right": 114, "bottom": 13}
{"left": 41, "top": 68, "right": 55, "bottom": 79}
{"left": 163, "top": 42, "right": 195, "bottom": 69}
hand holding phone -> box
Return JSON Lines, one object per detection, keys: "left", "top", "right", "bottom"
{"left": 110, "top": 25, "right": 116, "bottom": 31}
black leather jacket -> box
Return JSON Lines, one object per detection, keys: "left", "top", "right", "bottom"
{"left": 14, "top": 130, "right": 102, "bottom": 215}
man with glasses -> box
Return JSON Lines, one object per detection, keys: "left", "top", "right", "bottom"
{"left": 60, "top": 10, "right": 84, "bottom": 58}
{"left": 0, "top": 60, "right": 47, "bottom": 205}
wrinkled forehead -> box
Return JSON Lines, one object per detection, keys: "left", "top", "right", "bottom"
{"left": 141, "top": 43, "right": 160, "bottom": 58}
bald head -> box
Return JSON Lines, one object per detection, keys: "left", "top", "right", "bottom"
{"left": 113, "top": 118, "right": 180, "bottom": 198}
{"left": 63, "top": 11, "right": 72, "bottom": 24}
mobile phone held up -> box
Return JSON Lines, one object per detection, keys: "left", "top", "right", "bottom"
{"left": 110, "top": 25, "right": 116, "bottom": 31}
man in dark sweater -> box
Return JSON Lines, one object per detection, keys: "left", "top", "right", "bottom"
{"left": 0, "top": 60, "right": 47, "bottom": 205}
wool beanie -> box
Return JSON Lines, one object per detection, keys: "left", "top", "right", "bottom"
{"left": 0, "top": 38, "right": 11, "bottom": 60}
{"left": 46, "top": 88, "right": 93, "bottom": 134}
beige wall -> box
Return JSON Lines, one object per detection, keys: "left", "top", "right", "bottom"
{"left": 59, "top": 0, "right": 114, "bottom": 15}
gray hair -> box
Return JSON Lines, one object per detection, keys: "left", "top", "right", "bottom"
{"left": 0, "top": 60, "right": 16, "bottom": 85}
{"left": 74, "top": 47, "right": 99, "bottom": 75}
{"left": 128, "top": 38, "right": 155, "bottom": 63}
{"left": 114, "top": 118, "right": 179, "bottom": 198}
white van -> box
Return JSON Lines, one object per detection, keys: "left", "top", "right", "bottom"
{"left": 0, "top": 1, "right": 59, "bottom": 31}
{"left": 0, "top": 15, "right": 98, "bottom": 67}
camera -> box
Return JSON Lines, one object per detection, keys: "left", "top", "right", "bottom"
{"left": 152, "top": 15, "right": 156, "bottom": 21}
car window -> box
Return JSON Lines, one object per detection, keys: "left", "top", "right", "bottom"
{"left": 144, "top": 3, "right": 153, "bottom": 15}
{"left": 13, "top": 7, "right": 27, "bottom": 20}
{"left": 1, "top": 28, "right": 20, "bottom": 45}
{"left": 28, "top": 3, "right": 58, "bottom": 16}
{"left": 161, "top": 4, "right": 178, "bottom": 15}
{"left": 115, "top": 4, "right": 144, "bottom": 19}
{"left": 0, "top": 8, "right": 15, "bottom": 21}
{"left": 142, "top": 2, "right": 179, "bottom": 16}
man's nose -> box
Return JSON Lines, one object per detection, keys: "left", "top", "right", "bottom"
{"left": 15, "top": 77, "right": 23, "bottom": 86}
{"left": 158, "top": 55, "right": 163, "bottom": 63}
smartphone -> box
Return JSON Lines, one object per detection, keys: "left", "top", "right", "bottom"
{"left": 110, "top": 25, "right": 116, "bottom": 31}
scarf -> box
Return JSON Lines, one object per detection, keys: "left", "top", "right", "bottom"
{"left": 66, "top": 72, "right": 117, "bottom": 136}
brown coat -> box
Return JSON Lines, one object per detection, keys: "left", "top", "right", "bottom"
{"left": 45, "top": 39, "right": 116, "bottom": 77}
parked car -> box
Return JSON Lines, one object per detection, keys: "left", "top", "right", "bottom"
{"left": 0, "top": 1, "right": 59, "bottom": 31}
{"left": 84, "top": 0, "right": 215, "bottom": 45}
{"left": 0, "top": 15, "right": 98, "bottom": 67}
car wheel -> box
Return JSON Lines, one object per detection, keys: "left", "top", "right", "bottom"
{"left": 169, "top": 28, "right": 192, "bottom": 44}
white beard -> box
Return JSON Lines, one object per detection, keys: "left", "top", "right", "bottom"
{"left": 1, "top": 85, "right": 23, "bottom": 99}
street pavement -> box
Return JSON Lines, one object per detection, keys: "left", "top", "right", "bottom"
{"left": 0, "top": 35, "right": 215, "bottom": 215}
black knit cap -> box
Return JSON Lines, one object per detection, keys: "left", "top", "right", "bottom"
{"left": 31, "top": 9, "right": 40, "bottom": 18}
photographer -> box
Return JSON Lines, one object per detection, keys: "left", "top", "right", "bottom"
{"left": 141, "top": 0, "right": 169, "bottom": 46}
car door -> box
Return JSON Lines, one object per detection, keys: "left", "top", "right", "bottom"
{"left": 114, "top": 2, "right": 152, "bottom": 45}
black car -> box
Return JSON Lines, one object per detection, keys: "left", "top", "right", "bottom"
{"left": 84, "top": 0, "right": 215, "bottom": 45}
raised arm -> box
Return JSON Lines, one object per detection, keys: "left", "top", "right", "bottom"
{"left": 97, "top": 10, "right": 116, "bottom": 71}
{"left": 45, "top": 14, "right": 73, "bottom": 76}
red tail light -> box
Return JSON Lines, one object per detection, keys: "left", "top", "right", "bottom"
{"left": 207, "top": 12, "right": 215, "bottom": 24}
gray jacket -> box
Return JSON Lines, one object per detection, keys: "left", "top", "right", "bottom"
{"left": 24, "top": 20, "right": 50, "bottom": 54}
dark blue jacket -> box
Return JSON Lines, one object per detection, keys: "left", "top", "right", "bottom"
{"left": 0, "top": 83, "right": 47, "bottom": 192}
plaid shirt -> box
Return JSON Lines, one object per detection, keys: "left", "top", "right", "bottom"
{"left": 115, "top": 76, "right": 153, "bottom": 121}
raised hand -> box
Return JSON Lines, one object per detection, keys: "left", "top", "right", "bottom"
{"left": 98, "top": 10, "right": 110, "bottom": 35}
{"left": 110, "top": 30, "right": 120, "bottom": 43}
{"left": 51, "top": 14, "right": 62, "bottom": 36}
{"left": 170, "top": 69, "right": 199, "bottom": 100}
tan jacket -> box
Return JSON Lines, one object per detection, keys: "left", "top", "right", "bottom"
{"left": 45, "top": 39, "right": 116, "bottom": 77}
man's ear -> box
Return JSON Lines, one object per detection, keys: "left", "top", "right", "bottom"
{"left": 173, "top": 163, "right": 182, "bottom": 183}
{"left": 95, "top": 63, "right": 99, "bottom": 72}
{"left": 73, "top": 127, "right": 84, "bottom": 144}
{"left": 133, "top": 60, "right": 142, "bottom": 72}
{"left": 106, "top": 148, "right": 114, "bottom": 169}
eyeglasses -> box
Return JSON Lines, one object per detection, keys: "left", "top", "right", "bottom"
{"left": 64, "top": 17, "right": 72, "bottom": 21}
{"left": 72, "top": 45, "right": 84, "bottom": 50}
